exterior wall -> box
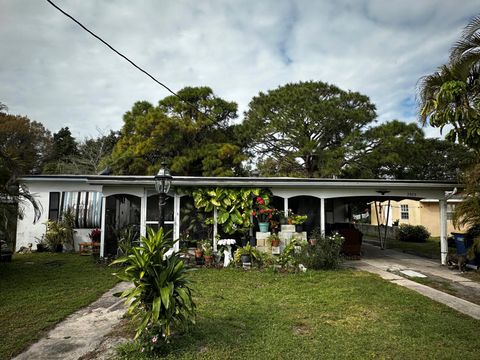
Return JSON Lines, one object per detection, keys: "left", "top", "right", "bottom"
{"left": 371, "top": 199, "right": 464, "bottom": 237}
{"left": 16, "top": 180, "right": 102, "bottom": 251}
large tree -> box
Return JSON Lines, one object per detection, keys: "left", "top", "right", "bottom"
{"left": 0, "top": 111, "right": 52, "bottom": 175}
{"left": 241, "top": 81, "right": 377, "bottom": 177}
{"left": 342, "top": 120, "right": 474, "bottom": 180}
{"left": 43, "top": 127, "right": 80, "bottom": 174}
{"left": 110, "top": 87, "right": 247, "bottom": 176}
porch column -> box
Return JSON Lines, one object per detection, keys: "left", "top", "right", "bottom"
{"left": 320, "top": 198, "right": 325, "bottom": 236}
{"left": 140, "top": 189, "right": 147, "bottom": 238}
{"left": 284, "top": 197, "right": 289, "bottom": 218}
{"left": 100, "top": 195, "right": 106, "bottom": 258}
{"left": 173, "top": 193, "right": 181, "bottom": 252}
{"left": 213, "top": 207, "right": 218, "bottom": 252}
{"left": 439, "top": 199, "right": 448, "bottom": 265}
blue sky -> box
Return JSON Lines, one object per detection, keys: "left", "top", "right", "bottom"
{"left": 1, "top": 0, "right": 480, "bottom": 139}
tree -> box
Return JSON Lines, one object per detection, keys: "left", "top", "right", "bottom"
{"left": 418, "top": 16, "right": 480, "bottom": 150}
{"left": 0, "top": 112, "right": 52, "bottom": 175}
{"left": 341, "top": 120, "right": 473, "bottom": 180}
{"left": 110, "top": 87, "right": 248, "bottom": 176}
{"left": 43, "top": 127, "right": 79, "bottom": 174}
{"left": 241, "top": 81, "right": 377, "bottom": 177}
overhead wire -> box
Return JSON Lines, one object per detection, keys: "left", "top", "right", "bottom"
{"left": 45, "top": 0, "right": 214, "bottom": 121}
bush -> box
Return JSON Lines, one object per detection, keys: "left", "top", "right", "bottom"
{"left": 111, "top": 228, "right": 196, "bottom": 344}
{"left": 397, "top": 224, "right": 430, "bottom": 243}
{"left": 294, "top": 230, "right": 344, "bottom": 270}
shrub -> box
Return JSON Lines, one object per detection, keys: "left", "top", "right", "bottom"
{"left": 294, "top": 230, "right": 344, "bottom": 270}
{"left": 111, "top": 228, "right": 196, "bottom": 344}
{"left": 397, "top": 224, "right": 430, "bottom": 243}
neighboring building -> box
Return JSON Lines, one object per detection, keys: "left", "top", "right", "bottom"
{"left": 370, "top": 198, "right": 465, "bottom": 237}
{"left": 16, "top": 175, "right": 459, "bottom": 264}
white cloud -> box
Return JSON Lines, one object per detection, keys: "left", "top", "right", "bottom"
{"left": 1, "top": 0, "right": 479, "bottom": 140}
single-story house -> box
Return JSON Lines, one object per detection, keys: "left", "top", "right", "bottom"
{"left": 370, "top": 198, "right": 465, "bottom": 237}
{"left": 16, "top": 175, "right": 459, "bottom": 265}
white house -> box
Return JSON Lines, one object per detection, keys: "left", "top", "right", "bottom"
{"left": 16, "top": 175, "right": 459, "bottom": 265}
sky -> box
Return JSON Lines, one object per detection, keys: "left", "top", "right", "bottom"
{"left": 1, "top": 0, "right": 479, "bottom": 139}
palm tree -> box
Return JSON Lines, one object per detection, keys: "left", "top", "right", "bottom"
{"left": 417, "top": 16, "right": 480, "bottom": 150}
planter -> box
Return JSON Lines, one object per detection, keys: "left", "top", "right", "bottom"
{"left": 259, "top": 222, "right": 269, "bottom": 233}
{"left": 54, "top": 244, "right": 63, "bottom": 253}
{"left": 36, "top": 244, "right": 47, "bottom": 253}
{"left": 194, "top": 249, "right": 203, "bottom": 258}
{"left": 240, "top": 254, "right": 251, "bottom": 264}
{"left": 204, "top": 255, "right": 213, "bottom": 266}
{"left": 271, "top": 239, "right": 280, "bottom": 247}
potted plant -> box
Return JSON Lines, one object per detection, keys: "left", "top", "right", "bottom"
{"left": 234, "top": 243, "right": 259, "bottom": 265}
{"left": 252, "top": 196, "right": 276, "bottom": 233}
{"left": 291, "top": 214, "right": 308, "bottom": 232}
{"left": 44, "top": 220, "right": 66, "bottom": 252}
{"left": 35, "top": 236, "right": 47, "bottom": 252}
{"left": 202, "top": 241, "right": 214, "bottom": 266}
{"left": 267, "top": 233, "right": 281, "bottom": 247}
{"left": 89, "top": 228, "right": 101, "bottom": 243}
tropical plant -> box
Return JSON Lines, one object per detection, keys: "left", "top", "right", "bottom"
{"left": 276, "top": 238, "right": 299, "bottom": 269}
{"left": 294, "top": 230, "right": 344, "bottom": 270}
{"left": 111, "top": 228, "right": 196, "bottom": 341}
{"left": 62, "top": 207, "right": 75, "bottom": 249}
{"left": 290, "top": 214, "right": 308, "bottom": 225}
{"left": 266, "top": 233, "right": 280, "bottom": 247}
{"left": 234, "top": 243, "right": 260, "bottom": 264}
{"left": 115, "top": 225, "right": 139, "bottom": 256}
{"left": 44, "top": 220, "right": 67, "bottom": 251}
{"left": 192, "top": 187, "right": 270, "bottom": 234}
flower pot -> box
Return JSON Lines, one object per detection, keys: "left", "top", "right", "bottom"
{"left": 241, "top": 254, "right": 251, "bottom": 264}
{"left": 194, "top": 249, "right": 203, "bottom": 258}
{"left": 271, "top": 239, "right": 280, "bottom": 247}
{"left": 54, "top": 244, "right": 63, "bottom": 253}
{"left": 259, "top": 222, "right": 269, "bottom": 233}
{"left": 204, "top": 255, "right": 213, "bottom": 266}
{"left": 36, "top": 244, "right": 46, "bottom": 253}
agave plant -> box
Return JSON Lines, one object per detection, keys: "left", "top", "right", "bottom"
{"left": 111, "top": 227, "right": 196, "bottom": 341}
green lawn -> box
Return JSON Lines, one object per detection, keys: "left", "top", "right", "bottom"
{"left": 117, "top": 269, "right": 480, "bottom": 360}
{"left": 366, "top": 236, "right": 443, "bottom": 259}
{"left": 0, "top": 253, "right": 119, "bottom": 360}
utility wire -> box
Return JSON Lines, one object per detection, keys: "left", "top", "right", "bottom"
{"left": 46, "top": 0, "right": 211, "bottom": 120}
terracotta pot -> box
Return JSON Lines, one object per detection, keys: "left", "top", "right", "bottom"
{"left": 195, "top": 249, "right": 203, "bottom": 258}
{"left": 271, "top": 239, "right": 280, "bottom": 247}
{"left": 204, "top": 255, "right": 213, "bottom": 266}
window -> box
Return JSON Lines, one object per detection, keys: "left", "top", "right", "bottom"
{"left": 400, "top": 204, "right": 409, "bottom": 220}
{"left": 447, "top": 203, "right": 456, "bottom": 221}
{"left": 60, "top": 191, "right": 102, "bottom": 228}
{"left": 48, "top": 192, "right": 60, "bottom": 221}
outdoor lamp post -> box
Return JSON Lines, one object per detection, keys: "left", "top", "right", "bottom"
{"left": 154, "top": 163, "right": 172, "bottom": 229}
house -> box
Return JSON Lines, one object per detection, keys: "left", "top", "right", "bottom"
{"left": 370, "top": 198, "right": 465, "bottom": 237}
{"left": 16, "top": 175, "right": 459, "bottom": 265}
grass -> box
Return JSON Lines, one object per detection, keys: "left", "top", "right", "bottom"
{"left": 116, "top": 268, "right": 480, "bottom": 360}
{"left": 366, "top": 236, "right": 443, "bottom": 259}
{"left": 0, "top": 253, "right": 119, "bottom": 360}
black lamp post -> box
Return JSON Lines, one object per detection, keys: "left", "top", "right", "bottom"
{"left": 154, "top": 163, "right": 172, "bottom": 229}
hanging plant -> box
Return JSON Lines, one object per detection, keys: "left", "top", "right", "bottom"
{"left": 191, "top": 187, "right": 271, "bottom": 234}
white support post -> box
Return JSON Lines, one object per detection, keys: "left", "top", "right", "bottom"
{"left": 439, "top": 199, "right": 448, "bottom": 265}
{"left": 213, "top": 206, "right": 218, "bottom": 252}
{"left": 140, "top": 189, "right": 147, "bottom": 238}
{"left": 284, "top": 197, "right": 289, "bottom": 218}
{"left": 173, "top": 193, "right": 181, "bottom": 252}
{"left": 100, "top": 196, "right": 106, "bottom": 258}
{"left": 320, "top": 198, "right": 325, "bottom": 236}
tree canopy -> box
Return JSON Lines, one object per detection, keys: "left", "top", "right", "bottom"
{"left": 241, "top": 81, "right": 377, "bottom": 177}
{"left": 109, "top": 87, "right": 248, "bottom": 176}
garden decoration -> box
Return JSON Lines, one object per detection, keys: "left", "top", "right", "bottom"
{"left": 218, "top": 238, "right": 236, "bottom": 267}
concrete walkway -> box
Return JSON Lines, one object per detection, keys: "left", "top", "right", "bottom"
{"left": 346, "top": 243, "right": 480, "bottom": 320}
{"left": 14, "top": 282, "right": 130, "bottom": 360}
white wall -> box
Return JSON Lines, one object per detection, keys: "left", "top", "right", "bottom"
{"left": 16, "top": 179, "right": 102, "bottom": 252}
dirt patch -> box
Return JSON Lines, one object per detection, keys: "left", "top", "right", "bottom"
{"left": 293, "top": 323, "right": 311, "bottom": 336}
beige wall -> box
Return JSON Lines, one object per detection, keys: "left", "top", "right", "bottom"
{"left": 370, "top": 199, "right": 464, "bottom": 237}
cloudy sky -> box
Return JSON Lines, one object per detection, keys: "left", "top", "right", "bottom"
{"left": 1, "top": 0, "right": 479, "bottom": 139}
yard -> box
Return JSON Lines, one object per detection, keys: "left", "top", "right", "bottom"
{"left": 0, "top": 253, "right": 118, "bottom": 360}
{"left": 116, "top": 268, "right": 480, "bottom": 360}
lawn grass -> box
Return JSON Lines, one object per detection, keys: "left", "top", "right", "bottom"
{"left": 366, "top": 236, "right": 443, "bottom": 259}
{"left": 116, "top": 268, "right": 480, "bottom": 360}
{"left": 0, "top": 253, "right": 119, "bottom": 360}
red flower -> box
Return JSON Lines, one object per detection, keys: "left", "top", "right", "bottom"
{"left": 256, "top": 197, "right": 264, "bottom": 205}
{"left": 259, "top": 209, "right": 265, "bottom": 214}
{"left": 252, "top": 210, "right": 257, "bottom": 216}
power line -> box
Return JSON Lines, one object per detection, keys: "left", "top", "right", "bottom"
{"left": 46, "top": 0, "right": 211, "bottom": 120}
